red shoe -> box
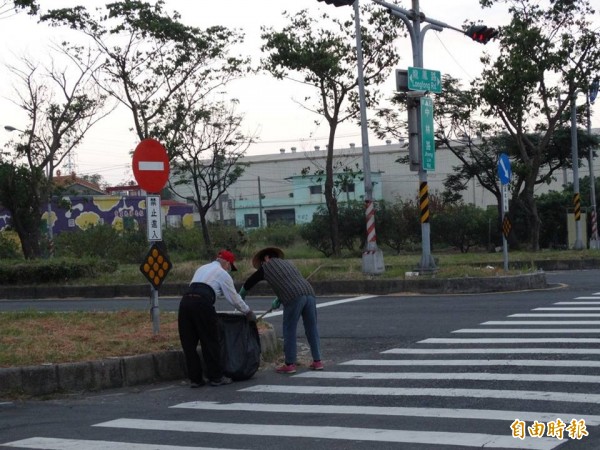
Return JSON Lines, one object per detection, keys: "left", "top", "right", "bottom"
{"left": 276, "top": 363, "right": 296, "bottom": 374}
{"left": 309, "top": 360, "right": 324, "bottom": 370}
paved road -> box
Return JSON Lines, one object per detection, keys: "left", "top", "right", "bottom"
{"left": 1, "top": 270, "right": 600, "bottom": 449}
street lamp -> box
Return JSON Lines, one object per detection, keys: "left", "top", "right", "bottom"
{"left": 3, "top": 124, "right": 54, "bottom": 257}
{"left": 317, "top": 0, "right": 385, "bottom": 274}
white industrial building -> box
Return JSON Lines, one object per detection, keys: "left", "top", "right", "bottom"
{"left": 170, "top": 138, "right": 596, "bottom": 229}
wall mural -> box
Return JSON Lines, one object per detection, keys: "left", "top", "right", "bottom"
{"left": 0, "top": 196, "right": 194, "bottom": 233}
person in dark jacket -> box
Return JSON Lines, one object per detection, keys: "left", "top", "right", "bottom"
{"left": 178, "top": 249, "right": 256, "bottom": 388}
{"left": 240, "top": 247, "right": 322, "bottom": 374}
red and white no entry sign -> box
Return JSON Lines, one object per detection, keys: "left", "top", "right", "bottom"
{"left": 132, "top": 138, "right": 170, "bottom": 193}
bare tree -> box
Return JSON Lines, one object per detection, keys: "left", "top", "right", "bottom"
{"left": 1, "top": 53, "right": 111, "bottom": 258}
{"left": 170, "top": 99, "right": 255, "bottom": 251}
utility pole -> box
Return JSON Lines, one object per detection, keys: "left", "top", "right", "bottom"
{"left": 257, "top": 176, "right": 264, "bottom": 228}
{"left": 588, "top": 76, "right": 599, "bottom": 249}
{"left": 571, "top": 85, "right": 584, "bottom": 250}
{"left": 317, "top": 0, "right": 384, "bottom": 274}
{"left": 319, "top": 0, "right": 497, "bottom": 271}
{"left": 353, "top": 0, "right": 384, "bottom": 275}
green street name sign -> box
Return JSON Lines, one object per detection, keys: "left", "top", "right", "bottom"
{"left": 420, "top": 96, "right": 435, "bottom": 171}
{"left": 408, "top": 67, "right": 442, "bottom": 94}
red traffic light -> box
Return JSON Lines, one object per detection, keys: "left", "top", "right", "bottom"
{"left": 317, "top": 0, "right": 356, "bottom": 6}
{"left": 465, "top": 25, "right": 499, "bottom": 44}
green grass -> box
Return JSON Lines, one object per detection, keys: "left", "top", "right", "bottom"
{"left": 1, "top": 247, "right": 597, "bottom": 371}
{"left": 58, "top": 247, "right": 600, "bottom": 285}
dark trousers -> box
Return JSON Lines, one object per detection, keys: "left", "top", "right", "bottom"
{"left": 178, "top": 291, "right": 223, "bottom": 383}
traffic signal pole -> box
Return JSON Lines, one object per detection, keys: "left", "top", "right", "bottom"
{"left": 319, "top": 0, "right": 497, "bottom": 271}
{"left": 372, "top": 0, "right": 453, "bottom": 272}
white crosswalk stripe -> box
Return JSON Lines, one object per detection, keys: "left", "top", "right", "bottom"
{"left": 1, "top": 437, "right": 235, "bottom": 450}
{"left": 4, "top": 292, "right": 600, "bottom": 449}
{"left": 172, "top": 400, "right": 600, "bottom": 425}
{"left": 94, "top": 418, "right": 559, "bottom": 449}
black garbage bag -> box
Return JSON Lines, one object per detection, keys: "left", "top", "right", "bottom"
{"left": 218, "top": 313, "right": 261, "bottom": 381}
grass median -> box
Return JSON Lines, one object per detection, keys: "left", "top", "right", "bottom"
{"left": 1, "top": 248, "right": 599, "bottom": 369}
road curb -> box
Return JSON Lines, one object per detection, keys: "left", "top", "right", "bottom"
{"left": 0, "top": 271, "right": 549, "bottom": 398}
{"left": 0, "top": 327, "right": 278, "bottom": 398}
{"left": 0, "top": 272, "right": 548, "bottom": 299}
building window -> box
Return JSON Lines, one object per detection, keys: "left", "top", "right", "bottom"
{"left": 244, "top": 213, "right": 259, "bottom": 228}
{"left": 309, "top": 185, "right": 322, "bottom": 195}
{"left": 167, "top": 215, "right": 182, "bottom": 228}
{"left": 341, "top": 183, "right": 355, "bottom": 193}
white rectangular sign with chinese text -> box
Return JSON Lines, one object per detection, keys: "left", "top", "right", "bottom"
{"left": 146, "top": 195, "right": 162, "bottom": 241}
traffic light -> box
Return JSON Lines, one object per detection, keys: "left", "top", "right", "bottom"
{"left": 465, "top": 25, "right": 499, "bottom": 44}
{"left": 317, "top": 0, "right": 356, "bottom": 6}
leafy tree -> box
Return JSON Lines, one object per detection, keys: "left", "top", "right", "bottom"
{"left": 534, "top": 190, "right": 571, "bottom": 249}
{"left": 376, "top": 199, "right": 421, "bottom": 254}
{"left": 42, "top": 1, "right": 250, "bottom": 149}
{"left": 261, "top": 5, "right": 402, "bottom": 256}
{"left": 43, "top": 1, "right": 253, "bottom": 250}
{"left": 2, "top": 55, "right": 110, "bottom": 258}
{"left": 0, "top": 163, "right": 46, "bottom": 258}
{"left": 431, "top": 203, "right": 490, "bottom": 253}
{"left": 474, "top": 0, "right": 600, "bottom": 250}
{"left": 301, "top": 161, "right": 364, "bottom": 203}
{"left": 0, "top": 0, "right": 38, "bottom": 17}
{"left": 299, "top": 209, "right": 333, "bottom": 257}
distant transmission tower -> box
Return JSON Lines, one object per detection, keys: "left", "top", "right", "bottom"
{"left": 64, "top": 150, "right": 78, "bottom": 175}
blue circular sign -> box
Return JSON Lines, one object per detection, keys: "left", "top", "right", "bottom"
{"left": 498, "top": 153, "right": 512, "bottom": 185}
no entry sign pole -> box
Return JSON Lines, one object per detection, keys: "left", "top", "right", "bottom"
{"left": 132, "top": 138, "right": 170, "bottom": 334}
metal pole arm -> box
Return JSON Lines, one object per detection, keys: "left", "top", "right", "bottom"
{"left": 371, "top": 0, "right": 463, "bottom": 33}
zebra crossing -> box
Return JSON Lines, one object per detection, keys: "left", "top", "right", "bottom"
{"left": 4, "top": 292, "right": 600, "bottom": 449}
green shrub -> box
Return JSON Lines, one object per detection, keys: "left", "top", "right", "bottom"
{"left": 162, "top": 227, "right": 205, "bottom": 261}
{"left": 300, "top": 212, "right": 333, "bottom": 257}
{"left": 54, "top": 224, "right": 147, "bottom": 264}
{"left": 247, "top": 224, "right": 300, "bottom": 249}
{"left": 0, "top": 258, "right": 116, "bottom": 285}
{"left": 0, "top": 232, "right": 21, "bottom": 259}
{"left": 208, "top": 223, "right": 248, "bottom": 256}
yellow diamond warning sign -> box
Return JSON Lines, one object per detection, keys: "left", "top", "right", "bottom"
{"left": 140, "top": 242, "right": 172, "bottom": 289}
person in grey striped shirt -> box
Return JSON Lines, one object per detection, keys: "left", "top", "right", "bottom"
{"left": 240, "top": 247, "right": 323, "bottom": 374}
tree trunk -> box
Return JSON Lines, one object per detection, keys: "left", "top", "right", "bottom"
{"left": 198, "top": 207, "right": 212, "bottom": 256}
{"left": 15, "top": 227, "right": 42, "bottom": 259}
{"left": 325, "top": 132, "right": 341, "bottom": 257}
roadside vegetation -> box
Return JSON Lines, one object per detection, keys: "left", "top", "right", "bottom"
{"left": 1, "top": 222, "right": 599, "bottom": 369}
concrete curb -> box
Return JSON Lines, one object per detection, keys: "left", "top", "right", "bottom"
{"left": 0, "top": 327, "right": 278, "bottom": 398}
{"left": 0, "top": 272, "right": 548, "bottom": 299}
{"left": 0, "top": 271, "right": 551, "bottom": 397}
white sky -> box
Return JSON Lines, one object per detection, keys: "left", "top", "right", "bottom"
{"left": 0, "top": 0, "right": 597, "bottom": 186}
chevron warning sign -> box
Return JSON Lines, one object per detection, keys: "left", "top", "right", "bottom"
{"left": 502, "top": 215, "right": 512, "bottom": 239}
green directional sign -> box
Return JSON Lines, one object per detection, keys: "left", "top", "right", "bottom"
{"left": 420, "top": 96, "right": 435, "bottom": 171}
{"left": 408, "top": 67, "right": 442, "bottom": 94}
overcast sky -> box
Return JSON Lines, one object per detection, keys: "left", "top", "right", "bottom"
{"left": 0, "top": 0, "right": 597, "bottom": 186}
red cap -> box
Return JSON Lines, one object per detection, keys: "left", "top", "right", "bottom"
{"left": 217, "top": 250, "right": 237, "bottom": 271}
